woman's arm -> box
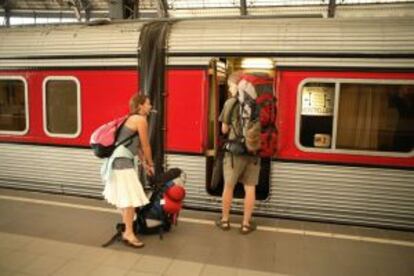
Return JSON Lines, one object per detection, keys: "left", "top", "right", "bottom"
{"left": 136, "top": 116, "right": 155, "bottom": 176}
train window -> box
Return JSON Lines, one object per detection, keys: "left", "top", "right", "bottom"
{"left": 0, "top": 77, "right": 29, "bottom": 135}
{"left": 337, "top": 83, "right": 414, "bottom": 153}
{"left": 298, "top": 80, "right": 414, "bottom": 155}
{"left": 299, "top": 82, "right": 335, "bottom": 149}
{"left": 43, "top": 77, "right": 81, "bottom": 138}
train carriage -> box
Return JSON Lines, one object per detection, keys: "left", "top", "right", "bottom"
{"left": 0, "top": 16, "right": 413, "bottom": 230}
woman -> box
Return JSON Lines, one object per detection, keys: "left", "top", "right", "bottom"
{"left": 102, "top": 94, "right": 155, "bottom": 248}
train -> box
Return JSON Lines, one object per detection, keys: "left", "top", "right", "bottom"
{"left": 0, "top": 15, "right": 413, "bottom": 230}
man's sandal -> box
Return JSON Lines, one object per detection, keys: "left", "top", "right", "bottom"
{"left": 240, "top": 222, "right": 257, "bottom": 235}
{"left": 215, "top": 218, "right": 231, "bottom": 231}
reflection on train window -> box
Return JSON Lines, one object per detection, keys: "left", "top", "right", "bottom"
{"left": 43, "top": 77, "right": 81, "bottom": 137}
{"left": 300, "top": 81, "right": 414, "bottom": 154}
{"left": 337, "top": 83, "right": 414, "bottom": 153}
{"left": 0, "top": 78, "right": 28, "bottom": 134}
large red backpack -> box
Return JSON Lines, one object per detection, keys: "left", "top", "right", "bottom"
{"left": 238, "top": 74, "right": 278, "bottom": 157}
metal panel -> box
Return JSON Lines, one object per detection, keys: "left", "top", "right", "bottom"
{"left": 168, "top": 17, "right": 414, "bottom": 55}
{"left": 1, "top": 17, "right": 414, "bottom": 62}
{"left": 268, "top": 162, "right": 414, "bottom": 229}
{"left": 0, "top": 57, "right": 212, "bottom": 68}
{"left": 3, "top": 56, "right": 414, "bottom": 69}
{"left": 0, "top": 145, "right": 413, "bottom": 229}
{"left": 0, "top": 58, "right": 138, "bottom": 68}
{"left": 166, "top": 154, "right": 414, "bottom": 230}
{"left": 0, "top": 21, "right": 144, "bottom": 58}
{"left": 0, "top": 143, "right": 103, "bottom": 197}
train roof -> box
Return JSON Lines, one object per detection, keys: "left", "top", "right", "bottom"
{"left": 1, "top": 16, "right": 414, "bottom": 68}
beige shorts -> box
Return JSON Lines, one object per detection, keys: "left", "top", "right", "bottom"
{"left": 223, "top": 152, "right": 261, "bottom": 187}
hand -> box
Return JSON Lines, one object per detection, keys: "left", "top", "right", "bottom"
{"left": 144, "top": 164, "right": 155, "bottom": 176}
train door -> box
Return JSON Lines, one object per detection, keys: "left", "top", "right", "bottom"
{"left": 206, "top": 57, "right": 276, "bottom": 200}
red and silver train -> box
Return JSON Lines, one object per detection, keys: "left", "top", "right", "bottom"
{"left": 0, "top": 16, "right": 413, "bottom": 230}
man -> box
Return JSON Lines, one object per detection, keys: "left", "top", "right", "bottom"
{"left": 216, "top": 71, "right": 260, "bottom": 234}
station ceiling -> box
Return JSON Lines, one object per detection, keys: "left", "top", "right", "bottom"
{"left": 0, "top": 0, "right": 413, "bottom": 20}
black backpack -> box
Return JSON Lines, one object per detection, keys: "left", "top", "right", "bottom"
{"left": 133, "top": 180, "right": 173, "bottom": 239}
{"left": 102, "top": 168, "right": 183, "bottom": 247}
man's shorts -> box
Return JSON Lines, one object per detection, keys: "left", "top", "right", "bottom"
{"left": 223, "top": 152, "right": 261, "bottom": 187}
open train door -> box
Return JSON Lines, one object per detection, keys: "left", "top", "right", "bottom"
{"left": 206, "top": 57, "right": 277, "bottom": 200}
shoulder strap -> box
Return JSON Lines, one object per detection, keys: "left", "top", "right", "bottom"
{"left": 115, "top": 115, "right": 139, "bottom": 147}
{"left": 116, "top": 132, "right": 138, "bottom": 147}
{"left": 228, "top": 101, "right": 243, "bottom": 138}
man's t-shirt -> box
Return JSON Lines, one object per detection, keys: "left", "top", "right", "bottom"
{"left": 218, "top": 97, "right": 241, "bottom": 140}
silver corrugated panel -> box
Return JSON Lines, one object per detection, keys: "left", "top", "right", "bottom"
{"left": 1, "top": 146, "right": 413, "bottom": 229}
{"left": 0, "top": 143, "right": 103, "bottom": 197}
{"left": 1, "top": 17, "right": 414, "bottom": 61}
{"left": 267, "top": 162, "right": 414, "bottom": 229}
{"left": 169, "top": 17, "right": 414, "bottom": 54}
{"left": 0, "top": 22, "right": 143, "bottom": 58}
{"left": 165, "top": 154, "right": 212, "bottom": 206}
{"left": 166, "top": 154, "right": 414, "bottom": 229}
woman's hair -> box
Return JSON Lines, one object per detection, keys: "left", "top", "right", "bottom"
{"left": 129, "top": 93, "right": 149, "bottom": 115}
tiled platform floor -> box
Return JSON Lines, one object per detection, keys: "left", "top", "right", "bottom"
{"left": 0, "top": 188, "right": 413, "bottom": 276}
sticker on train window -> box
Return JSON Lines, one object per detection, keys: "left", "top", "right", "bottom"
{"left": 297, "top": 80, "right": 414, "bottom": 156}
{"left": 43, "top": 77, "right": 81, "bottom": 138}
{"left": 0, "top": 77, "right": 29, "bottom": 135}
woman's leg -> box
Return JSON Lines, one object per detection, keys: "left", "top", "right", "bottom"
{"left": 121, "top": 207, "right": 144, "bottom": 245}
{"left": 121, "top": 207, "right": 135, "bottom": 237}
{"left": 221, "top": 184, "right": 235, "bottom": 221}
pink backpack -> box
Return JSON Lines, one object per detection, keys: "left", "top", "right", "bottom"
{"left": 90, "top": 115, "right": 137, "bottom": 158}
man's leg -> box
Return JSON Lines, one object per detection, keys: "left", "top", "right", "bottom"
{"left": 242, "top": 184, "right": 256, "bottom": 226}
{"left": 221, "top": 184, "right": 235, "bottom": 221}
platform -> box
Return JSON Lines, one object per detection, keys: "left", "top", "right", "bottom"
{"left": 0, "top": 187, "right": 413, "bottom": 276}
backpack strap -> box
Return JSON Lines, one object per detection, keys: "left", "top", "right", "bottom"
{"left": 115, "top": 132, "right": 138, "bottom": 147}
{"left": 112, "top": 115, "right": 138, "bottom": 147}
{"left": 101, "top": 223, "right": 125, "bottom": 247}
{"left": 227, "top": 100, "right": 243, "bottom": 139}
{"left": 226, "top": 100, "right": 241, "bottom": 169}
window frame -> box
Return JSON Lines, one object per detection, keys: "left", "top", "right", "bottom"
{"left": 296, "top": 78, "right": 414, "bottom": 158}
{"left": 42, "top": 76, "right": 81, "bottom": 138}
{"left": 0, "top": 76, "right": 29, "bottom": 135}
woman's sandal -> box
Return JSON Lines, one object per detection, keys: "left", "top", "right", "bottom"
{"left": 122, "top": 237, "right": 145, "bottom": 248}
{"left": 215, "top": 218, "right": 231, "bottom": 231}
{"left": 240, "top": 222, "right": 257, "bottom": 235}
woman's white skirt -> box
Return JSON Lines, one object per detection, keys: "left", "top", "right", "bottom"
{"left": 103, "top": 168, "right": 149, "bottom": 209}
